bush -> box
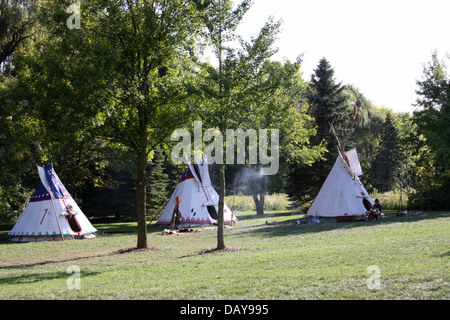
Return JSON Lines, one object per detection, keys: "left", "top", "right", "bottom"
{"left": 370, "top": 189, "right": 408, "bottom": 211}
{"left": 408, "top": 183, "right": 450, "bottom": 211}
{"left": 0, "top": 184, "right": 32, "bottom": 222}
{"left": 407, "top": 170, "right": 450, "bottom": 211}
{"left": 225, "top": 193, "right": 291, "bottom": 212}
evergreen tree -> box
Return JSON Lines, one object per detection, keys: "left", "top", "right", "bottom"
{"left": 286, "top": 58, "right": 347, "bottom": 204}
{"left": 367, "top": 112, "right": 403, "bottom": 192}
{"left": 307, "top": 58, "right": 347, "bottom": 148}
{"left": 146, "top": 145, "right": 169, "bottom": 222}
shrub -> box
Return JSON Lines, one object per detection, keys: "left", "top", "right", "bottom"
{"left": 225, "top": 193, "right": 291, "bottom": 212}
{"left": 0, "top": 185, "right": 32, "bottom": 222}
{"left": 370, "top": 189, "right": 408, "bottom": 211}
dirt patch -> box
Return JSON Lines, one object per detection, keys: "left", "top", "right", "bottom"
{"left": 114, "top": 247, "right": 164, "bottom": 254}
{"left": 198, "top": 248, "right": 246, "bottom": 255}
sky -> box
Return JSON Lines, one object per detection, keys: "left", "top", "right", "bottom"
{"left": 234, "top": 0, "right": 450, "bottom": 113}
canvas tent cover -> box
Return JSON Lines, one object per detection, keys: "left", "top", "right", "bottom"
{"left": 307, "top": 148, "right": 373, "bottom": 217}
{"left": 156, "top": 160, "right": 236, "bottom": 226}
{"left": 8, "top": 165, "right": 97, "bottom": 241}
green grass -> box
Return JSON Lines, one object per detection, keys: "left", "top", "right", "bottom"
{"left": 0, "top": 211, "right": 449, "bottom": 300}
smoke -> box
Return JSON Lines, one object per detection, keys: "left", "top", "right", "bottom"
{"left": 235, "top": 166, "right": 265, "bottom": 195}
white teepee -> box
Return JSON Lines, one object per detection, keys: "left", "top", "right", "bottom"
{"left": 307, "top": 148, "right": 373, "bottom": 217}
{"left": 156, "top": 160, "right": 237, "bottom": 227}
{"left": 8, "top": 164, "right": 97, "bottom": 241}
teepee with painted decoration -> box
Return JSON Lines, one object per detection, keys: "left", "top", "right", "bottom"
{"left": 156, "top": 159, "right": 237, "bottom": 227}
{"left": 8, "top": 164, "right": 97, "bottom": 241}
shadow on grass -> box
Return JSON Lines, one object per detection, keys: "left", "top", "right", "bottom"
{"left": 0, "top": 221, "right": 139, "bottom": 243}
{"left": 0, "top": 251, "right": 114, "bottom": 270}
{"left": 0, "top": 269, "right": 102, "bottom": 286}
{"left": 230, "top": 211, "right": 450, "bottom": 238}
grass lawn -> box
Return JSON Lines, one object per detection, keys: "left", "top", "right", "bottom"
{"left": 0, "top": 211, "right": 449, "bottom": 300}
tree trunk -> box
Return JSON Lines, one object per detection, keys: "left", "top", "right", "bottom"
{"left": 136, "top": 136, "right": 148, "bottom": 249}
{"left": 252, "top": 174, "right": 268, "bottom": 216}
{"left": 217, "top": 163, "right": 226, "bottom": 250}
{"left": 252, "top": 192, "right": 264, "bottom": 216}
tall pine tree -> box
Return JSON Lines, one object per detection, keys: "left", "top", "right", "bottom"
{"left": 287, "top": 58, "right": 347, "bottom": 204}
{"left": 368, "top": 112, "right": 403, "bottom": 192}
{"left": 307, "top": 58, "right": 347, "bottom": 148}
{"left": 146, "top": 145, "right": 169, "bottom": 222}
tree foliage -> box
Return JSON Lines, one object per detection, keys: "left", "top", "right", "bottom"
{"left": 414, "top": 52, "right": 450, "bottom": 169}
{"left": 1, "top": 1, "right": 448, "bottom": 230}
{"left": 3, "top": 0, "right": 205, "bottom": 248}
{"left": 286, "top": 58, "right": 348, "bottom": 204}
{"left": 0, "top": 0, "right": 38, "bottom": 72}
{"left": 367, "top": 112, "right": 403, "bottom": 192}
{"left": 409, "top": 52, "right": 450, "bottom": 210}
{"left": 197, "top": 0, "right": 285, "bottom": 248}
{"left": 195, "top": 0, "right": 323, "bottom": 246}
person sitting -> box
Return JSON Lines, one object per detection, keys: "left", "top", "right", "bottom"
{"left": 368, "top": 199, "right": 383, "bottom": 221}
{"left": 372, "top": 199, "right": 383, "bottom": 213}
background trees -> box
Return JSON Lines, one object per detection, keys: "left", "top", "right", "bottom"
{"left": 367, "top": 112, "right": 403, "bottom": 192}
{"left": 196, "top": 0, "right": 322, "bottom": 248}
{"left": 0, "top": 0, "right": 42, "bottom": 221}
{"left": 2, "top": 0, "right": 205, "bottom": 249}
{"left": 81, "top": 0, "right": 203, "bottom": 249}
{"left": 286, "top": 57, "right": 347, "bottom": 204}
{"left": 414, "top": 52, "right": 449, "bottom": 170}
{"left": 0, "top": 1, "right": 448, "bottom": 234}
{"left": 0, "top": 0, "right": 38, "bottom": 70}
{"left": 408, "top": 52, "right": 450, "bottom": 210}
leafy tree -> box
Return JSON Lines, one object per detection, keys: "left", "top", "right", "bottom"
{"left": 84, "top": 0, "right": 203, "bottom": 249}
{"left": 198, "top": 0, "right": 258, "bottom": 248}
{"left": 342, "top": 85, "right": 383, "bottom": 164}
{"left": 0, "top": 0, "right": 42, "bottom": 221}
{"left": 394, "top": 112, "right": 417, "bottom": 193}
{"left": 0, "top": 0, "right": 38, "bottom": 72}
{"left": 224, "top": 71, "right": 324, "bottom": 217}
{"left": 5, "top": 9, "right": 114, "bottom": 199}
{"left": 408, "top": 144, "right": 449, "bottom": 210}
{"left": 197, "top": 0, "right": 317, "bottom": 247}
{"left": 79, "top": 147, "right": 137, "bottom": 220}
{"left": 6, "top": 0, "right": 204, "bottom": 248}
{"left": 0, "top": 104, "right": 35, "bottom": 221}
{"left": 83, "top": 144, "right": 177, "bottom": 223}
{"left": 414, "top": 51, "right": 450, "bottom": 169}
{"left": 409, "top": 51, "right": 450, "bottom": 210}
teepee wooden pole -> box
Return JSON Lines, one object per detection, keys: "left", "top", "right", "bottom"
{"left": 49, "top": 193, "right": 65, "bottom": 242}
